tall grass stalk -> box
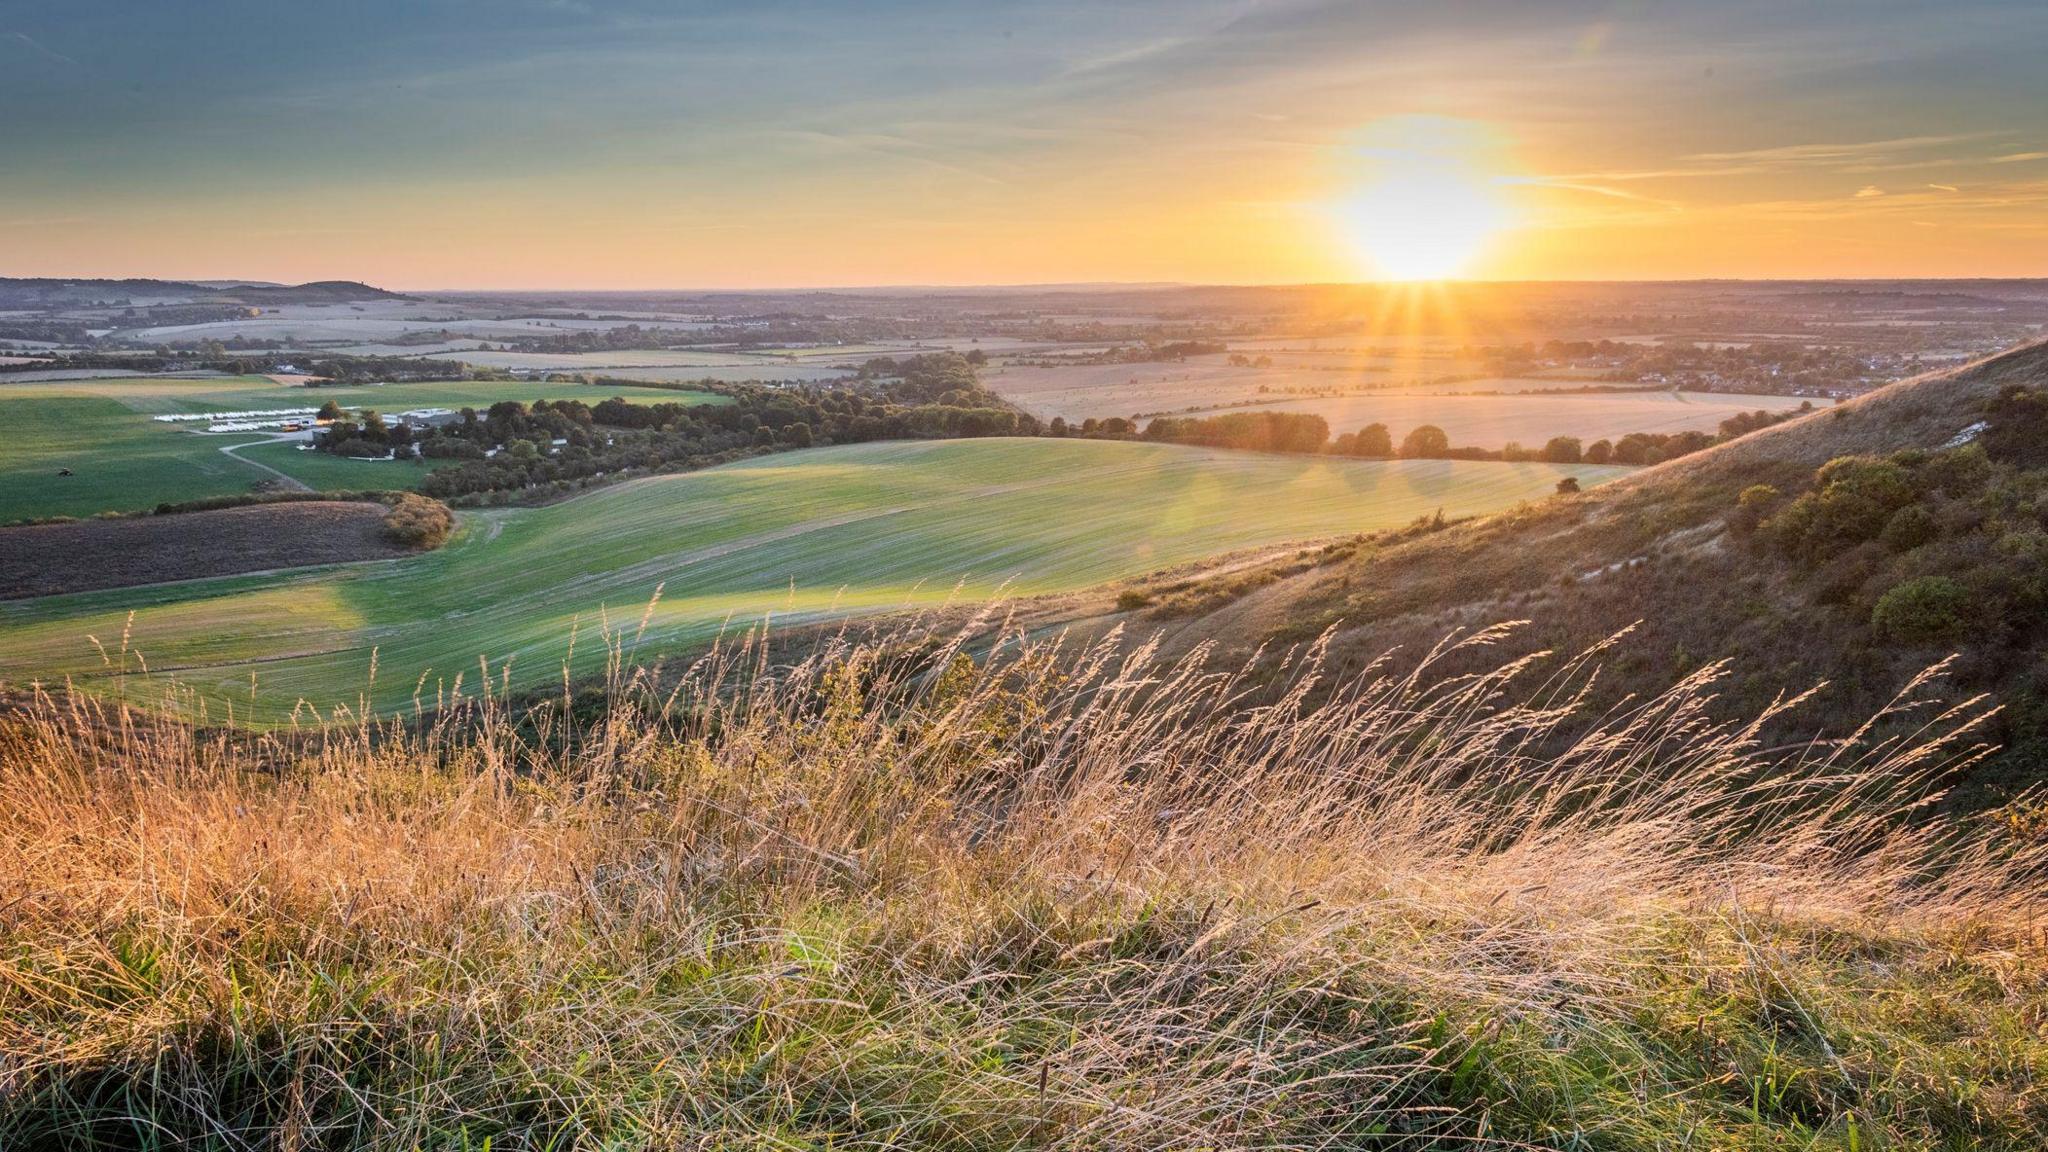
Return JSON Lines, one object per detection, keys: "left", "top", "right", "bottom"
{"left": 1, "top": 615, "right": 2043, "bottom": 1148}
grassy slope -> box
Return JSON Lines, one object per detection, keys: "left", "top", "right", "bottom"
{"left": 0, "top": 376, "right": 726, "bottom": 519}
{"left": 0, "top": 438, "right": 1625, "bottom": 721}
{"left": 1, "top": 626, "right": 2039, "bottom": 1148}
{"left": 1058, "top": 339, "right": 2048, "bottom": 796}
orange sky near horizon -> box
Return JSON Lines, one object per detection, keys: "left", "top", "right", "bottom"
{"left": 5, "top": 2, "right": 2045, "bottom": 289}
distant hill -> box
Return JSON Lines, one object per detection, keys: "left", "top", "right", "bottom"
{"left": 1044, "top": 339, "right": 2048, "bottom": 799}
{"left": 217, "top": 280, "right": 409, "bottom": 305}
{"left": 0, "top": 277, "right": 409, "bottom": 309}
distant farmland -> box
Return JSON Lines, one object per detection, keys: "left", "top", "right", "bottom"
{"left": 985, "top": 360, "right": 1827, "bottom": 446}
{"left": 0, "top": 438, "right": 1628, "bottom": 721}
{"left": 0, "top": 376, "right": 726, "bottom": 520}
{"left": 1234, "top": 390, "right": 1827, "bottom": 449}
{"left": 422, "top": 349, "right": 868, "bottom": 383}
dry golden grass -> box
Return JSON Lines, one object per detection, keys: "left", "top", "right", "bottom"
{"left": 1, "top": 612, "right": 2044, "bottom": 1148}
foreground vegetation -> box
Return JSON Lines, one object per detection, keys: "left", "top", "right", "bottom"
{"left": 1, "top": 621, "right": 2041, "bottom": 1148}
{"left": 0, "top": 438, "right": 1620, "bottom": 721}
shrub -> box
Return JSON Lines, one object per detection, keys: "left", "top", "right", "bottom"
{"left": 1114, "top": 589, "right": 1152, "bottom": 612}
{"left": 1764, "top": 456, "right": 1917, "bottom": 558}
{"left": 1554, "top": 476, "right": 1581, "bottom": 495}
{"left": 1872, "top": 575, "right": 1972, "bottom": 645}
{"left": 1881, "top": 504, "right": 1939, "bottom": 552}
{"left": 1731, "top": 483, "right": 1779, "bottom": 534}
{"left": 381, "top": 492, "right": 455, "bottom": 549}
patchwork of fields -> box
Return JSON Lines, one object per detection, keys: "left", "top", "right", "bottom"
{"left": 0, "top": 438, "right": 1627, "bottom": 721}
{"left": 985, "top": 358, "right": 1828, "bottom": 445}
{"left": 0, "top": 376, "right": 726, "bottom": 520}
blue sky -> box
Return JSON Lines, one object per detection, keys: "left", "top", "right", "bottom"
{"left": 5, "top": 1, "right": 2046, "bottom": 286}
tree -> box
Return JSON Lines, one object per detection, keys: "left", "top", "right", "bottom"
{"left": 1584, "top": 439, "right": 1614, "bottom": 465}
{"left": 1353, "top": 422, "right": 1393, "bottom": 458}
{"left": 1542, "top": 436, "right": 1582, "bottom": 464}
{"left": 1399, "top": 425, "right": 1450, "bottom": 459}
{"left": 316, "top": 400, "right": 344, "bottom": 421}
{"left": 1555, "top": 475, "right": 1581, "bottom": 495}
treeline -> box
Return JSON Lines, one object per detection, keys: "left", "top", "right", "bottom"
{"left": 1043, "top": 403, "right": 1814, "bottom": 463}
{"left": 314, "top": 354, "right": 1039, "bottom": 504}
{"left": 302, "top": 356, "right": 497, "bottom": 384}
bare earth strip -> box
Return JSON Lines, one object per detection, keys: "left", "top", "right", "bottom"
{"left": 0, "top": 502, "right": 406, "bottom": 600}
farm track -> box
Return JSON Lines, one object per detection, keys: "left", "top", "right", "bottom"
{"left": 217, "top": 437, "right": 313, "bottom": 492}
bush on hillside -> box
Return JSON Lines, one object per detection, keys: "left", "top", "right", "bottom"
{"left": 1881, "top": 503, "right": 1940, "bottom": 552}
{"left": 381, "top": 492, "right": 454, "bottom": 549}
{"left": 1762, "top": 455, "right": 1917, "bottom": 559}
{"left": 1872, "top": 575, "right": 1973, "bottom": 645}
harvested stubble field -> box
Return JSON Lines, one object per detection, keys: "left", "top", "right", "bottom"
{"left": 0, "top": 501, "right": 407, "bottom": 599}
{"left": 0, "top": 438, "right": 1624, "bottom": 722}
{"left": 985, "top": 358, "right": 1829, "bottom": 443}
{"left": 0, "top": 625, "right": 2040, "bottom": 1147}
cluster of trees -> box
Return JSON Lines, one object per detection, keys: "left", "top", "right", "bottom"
{"left": 310, "top": 355, "right": 1038, "bottom": 503}
{"left": 1128, "top": 411, "right": 1332, "bottom": 454}
{"left": 1038, "top": 403, "right": 1814, "bottom": 465}
{"left": 303, "top": 356, "right": 499, "bottom": 384}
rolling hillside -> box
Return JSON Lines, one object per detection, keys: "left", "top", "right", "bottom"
{"left": 0, "top": 439, "right": 1622, "bottom": 721}
{"left": 1065, "top": 339, "right": 2048, "bottom": 796}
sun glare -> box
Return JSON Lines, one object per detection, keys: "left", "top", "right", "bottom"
{"left": 1332, "top": 117, "right": 1512, "bottom": 282}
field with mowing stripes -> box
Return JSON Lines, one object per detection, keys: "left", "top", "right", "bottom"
{"left": 0, "top": 439, "right": 1626, "bottom": 721}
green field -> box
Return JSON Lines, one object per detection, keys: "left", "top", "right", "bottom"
{"left": 0, "top": 396, "right": 279, "bottom": 520}
{"left": 0, "top": 439, "right": 1627, "bottom": 722}
{"left": 232, "top": 440, "right": 436, "bottom": 492}
{"left": 0, "top": 376, "right": 726, "bottom": 519}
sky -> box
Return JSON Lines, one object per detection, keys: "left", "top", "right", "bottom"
{"left": 4, "top": 0, "right": 2047, "bottom": 288}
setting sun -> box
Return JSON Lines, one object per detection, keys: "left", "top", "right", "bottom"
{"left": 1332, "top": 117, "right": 1513, "bottom": 281}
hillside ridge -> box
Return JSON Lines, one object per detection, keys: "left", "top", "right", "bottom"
{"left": 1000, "top": 338, "right": 2048, "bottom": 796}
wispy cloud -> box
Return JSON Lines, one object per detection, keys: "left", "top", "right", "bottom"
{"left": 1991, "top": 151, "right": 2048, "bottom": 164}
{"left": 8, "top": 31, "right": 79, "bottom": 67}
{"left": 1688, "top": 134, "right": 1978, "bottom": 166}
{"left": 1502, "top": 176, "right": 1681, "bottom": 210}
